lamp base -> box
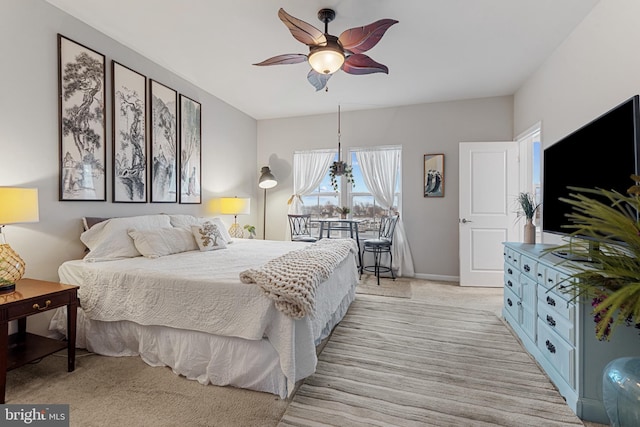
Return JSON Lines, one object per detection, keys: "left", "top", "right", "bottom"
{"left": 228, "top": 223, "right": 244, "bottom": 238}
{"left": 0, "top": 243, "right": 25, "bottom": 285}
{"left": 0, "top": 282, "right": 16, "bottom": 294}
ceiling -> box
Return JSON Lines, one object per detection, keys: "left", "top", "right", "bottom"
{"left": 45, "top": 0, "right": 600, "bottom": 120}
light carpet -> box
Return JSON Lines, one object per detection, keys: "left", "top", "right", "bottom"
{"left": 279, "top": 295, "right": 584, "bottom": 427}
{"left": 356, "top": 274, "right": 412, "bottom": 298}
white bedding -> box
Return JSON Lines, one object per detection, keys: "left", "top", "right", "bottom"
{"left": 53, "top": 238, "right": 359, "bottom": 397}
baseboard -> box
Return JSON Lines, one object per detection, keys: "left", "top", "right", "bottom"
{"left": 413, "top": 273, "right": 459, "bottom": 282}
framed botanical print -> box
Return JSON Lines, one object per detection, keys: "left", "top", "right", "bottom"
{"left": 179, "top": 95, "right": 201, "bottom": 204}
{"left": 424, "top": 153, "right": 444, "bottom": 197}
{"left": 150, "top": 79, "right": 178, "bottom": 203}
{"left": 112, "top": 61, "right": 147, "bottom": 202}
{"left": 58, "top": 34, "right": 106, "bottom": 201}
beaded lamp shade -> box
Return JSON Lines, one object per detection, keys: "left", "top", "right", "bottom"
{"left": 0, "top": 187, "right": 39, "bottom": 292}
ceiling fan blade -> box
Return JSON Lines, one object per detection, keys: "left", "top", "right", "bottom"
{"left": 342, "top": 54, "right": 389, "bottom": 75}
{"left": 338, "top": 19, "right": 398, "bottom": 54}
{"left": 278, "top": 8, "right": 327, "bottom": 47}
{"left": 307, "top": 69, "right": 332, "bottom": 91}
{"left": 253, "top": 54, "right": 308, "bottom": 66}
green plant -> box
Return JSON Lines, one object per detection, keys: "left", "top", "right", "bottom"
{"left": 516, "top": 192, "right": 540, "bottom": 221}
{"left": 336, "top": 206, "right": 350, "bottom": 215}
{"left": 547, "top": 175, "right": 640, "bottom": 340}
{"left": 243, "top": 224, "right": 256, "bottom": 236}
{"left": 329, "top": 161, "right": 355, "bottom": 192}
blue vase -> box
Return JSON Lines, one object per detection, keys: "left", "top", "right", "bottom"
{"left": 603, "top": 357, "right": 640, "bottom": 426}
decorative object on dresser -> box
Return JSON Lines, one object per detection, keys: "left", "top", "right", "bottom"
{"left": 213, "top": 197, "right": 251, "bottom": 238}
{"left": 0, "top": 278, "right": 78, "bottom": 403}
{"left": 541, "top": 176, "right": 640, "bottom": 426}
{"left": 502, "top": 243, "right": 640, "bottom": 424}
{"left": 243, "top": 224, "right": 256, "bottom": 239}
{"left": 516, "top": 192, "right": 540, "bottom": 244}
{"left": 258, "top": 166, "right": 278, "bottom": 240}
{"left": 0, "top": 188, "right": 39, "bottom": 292}
{"left": 58, "top": 34, "right": 106, "bottom": 201}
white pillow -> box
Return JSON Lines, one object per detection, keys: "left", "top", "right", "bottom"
{"left": 128, "top": 227, "right": 198, "bottom": 258}
{"left": 169, "top": 214, "right": 233, "bottom": 244}
{"left": 191, "top": 221, "right": 227, "bottom": 251}
{"left": 81, "top": 214, "right": 172, "bottom": 262}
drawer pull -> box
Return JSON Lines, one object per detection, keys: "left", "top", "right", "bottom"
{"left": 524, "top": 264, "right": 531, "bottom": 272}
{"left": 545, "top": 339, "right": 556, "bottom": 354}
{"left": 546, "top": 315, "right": 556, "bottom": 327}
{"left": 507, "top": 280, "right": 513, "bottom": 287}
{"left": 546, "top": 296, "right": 556, "bottom": 307}
{"left": 507, "top": 298, "right": 513, "bottom": 307}
{"left": 33, "top": 300, "right": 52, "bottom": 311}
{"left": 507, "top": 268, "right": 513, "bottom": 275}
{"left": 517, "top": 301, "right": 522, "bottom": 306}
{"left": 548, "top": 278, "right": 554, "bottom": 284}
{"left": 538, "top": 272, "right": 543, "bottom": 277}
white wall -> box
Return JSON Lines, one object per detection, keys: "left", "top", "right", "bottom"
{"left": 514, "top": 0, "right": 640, "bottom": 243}
{"left": 1, "top": 0, "right": 258, "bottom": 332}
{"left": 257, "top": 97, "right": 513, "bottom": 279}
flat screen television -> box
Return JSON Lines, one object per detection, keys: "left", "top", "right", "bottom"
{"left": 542, "top": 95, "right": 640, "bottom": 250}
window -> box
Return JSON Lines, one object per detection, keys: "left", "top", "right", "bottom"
{"left": 517, "top": 124, "right": 542, "bottom": 230}
{"left": 297, "top": 147, "right": 402, "bottom": 238}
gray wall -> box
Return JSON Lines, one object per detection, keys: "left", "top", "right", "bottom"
{"left": 514, "top": 0, "right": 640, "bottom": 244}
{"left": 1, "top": 0, "right": 258, "bottom": 331}
{"left": 257, "top": 97, "right": 514, "bottom": 279}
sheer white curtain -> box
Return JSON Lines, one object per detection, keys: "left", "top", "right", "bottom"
{"left": 355, "top": 146, "right": 415, "bottom": 277}
{"left": 287, "top": 149, "right": 335, "bottom": 214}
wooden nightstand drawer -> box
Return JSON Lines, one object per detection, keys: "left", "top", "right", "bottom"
{"left": 5, "top": 291, "right": 73, "bottom": 321}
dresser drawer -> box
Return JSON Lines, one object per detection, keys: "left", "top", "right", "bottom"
{"left": 520, "top": 254, "right": 537, "bottom": 280}
{"left": 521, "top": 274, "right": 537, "bottom": 307}
{"left": 504, "top": 247, "right": 520, "bottom": 269}
{"left": 538, "top": 303, "right": 575, "bottom": 346}
{"left": 6, "top": 291, "right": 73, "bottom": 320}
{"left": 537, "top": 318, "right": 575, "bottom": 388}
{"left": 503, "top": 287, "right": 520, "bottom": 322}
{"left": 538, "top": 284, "right": 574, "bottom": 323}
{"left": 504, "top": 264, "right": 521, "bottom": 296}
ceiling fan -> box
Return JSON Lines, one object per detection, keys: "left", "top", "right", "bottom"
{"left": 253, "top": 8, "right": 398, "bottom": 91}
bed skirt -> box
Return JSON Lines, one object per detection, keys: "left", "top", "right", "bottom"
{"left": 49, "top": 286, "right": 355, "bottom": 398}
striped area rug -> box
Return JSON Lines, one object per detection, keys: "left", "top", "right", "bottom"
{"left": 279, "top": 295, "right": 584, "bottom": 427}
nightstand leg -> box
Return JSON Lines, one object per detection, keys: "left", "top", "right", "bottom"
{"left": 67, "top": 300, "right": 77, "bottom": 372}
{"left": 0, "top": 320, "right": 7, "bottom": 404}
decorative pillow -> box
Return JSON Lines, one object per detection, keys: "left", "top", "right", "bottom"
{"left": 169, "top": 214, "right": 233, "bottom": 244}
{"left": 191, "top": 221, "right": 227, "bottom": 251}
{"left": 81, "top": 214, "right": 172, "bottom": 262}
{"left": 128, "top": 227, "right": 198, "bottom": 258}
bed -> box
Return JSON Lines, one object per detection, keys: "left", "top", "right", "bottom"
{"left": 49, "top": 214, "right": 359, "bottom": 398}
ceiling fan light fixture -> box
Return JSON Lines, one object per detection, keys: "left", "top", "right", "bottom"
{"left": 308, "top": 38, "right": 344, "bottom": 75}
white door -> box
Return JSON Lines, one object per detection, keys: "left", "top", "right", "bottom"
{"left": 459, "top": 142, "right": 519, "bottom": 287}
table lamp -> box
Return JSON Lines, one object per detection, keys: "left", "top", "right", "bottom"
{"left": 217, "top": 197, "right": 250, "bottom": 238}
{"left": 0, "top": 187, "right": 39, "bottom": 293}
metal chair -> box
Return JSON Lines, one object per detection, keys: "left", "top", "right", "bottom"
{"left": 361, "top": 215, "right": 399, "bottom": 285}
{"left": 288, "top": 214, "right": 317, "bottom": 242}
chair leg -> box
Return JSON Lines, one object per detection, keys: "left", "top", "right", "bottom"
{"left": 389, "top": 250, "right": 395, "bottom": 280}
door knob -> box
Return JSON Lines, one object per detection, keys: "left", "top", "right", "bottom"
{"left": 460, "top": 218, "right": 473, "bottom": 223}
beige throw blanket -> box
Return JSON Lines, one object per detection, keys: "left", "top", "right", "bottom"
{"left": 239, "top": 238, "right": 358, "bottom": 318}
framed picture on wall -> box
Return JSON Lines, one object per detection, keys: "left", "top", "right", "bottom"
{"left": 179, "top": 95, "right": 201, "bottom": 204}
{"left": 150, "top": 79, "right": 178, "bottom": 203}
{"left": 424, "top": 153, "right": 444, "bottom": 197}
{"left": 58, "top": 34, "right": 106, "bottom": 201}
{"left": 112, "top": 61, "right": 147, "bottom": 203}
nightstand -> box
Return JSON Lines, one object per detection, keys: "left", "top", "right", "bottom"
{"left": 0, "top": 278, "right": 78, "bottom": 403}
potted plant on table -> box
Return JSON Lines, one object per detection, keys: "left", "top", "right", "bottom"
{"left": 336, "top": 206, "right": 350, "bottom": 219}
{"left": 516, "top": 192, "right": 540, "bottom": 244}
